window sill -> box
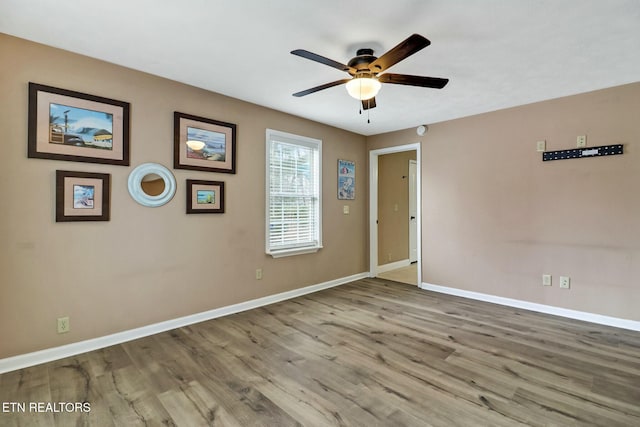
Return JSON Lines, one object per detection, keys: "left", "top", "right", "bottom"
{"left": 267, "top": 246, "right": 322, "bottom": 258}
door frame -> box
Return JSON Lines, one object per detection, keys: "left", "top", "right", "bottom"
{"left": 409, "top": 159, "right": 418, "bottom": 263}
{"left": 369, "top": 143, "right": 421, "bottom": 286}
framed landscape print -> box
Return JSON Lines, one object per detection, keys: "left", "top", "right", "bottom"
{"left": 338, "top": 159, "right": 355, "bottom": 200}
{"left": 56, "top": 170, "right": 111, "bottom": 222}
{"left": 186, "top": 179, "right": 225, "bottom": 214}
{"left": 28, "top": 83, "right": 130, "bottom": 165}
{"left": 174, "top": 112, "right": 236, "bottom": 174}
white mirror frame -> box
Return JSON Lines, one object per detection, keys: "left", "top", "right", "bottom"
{"left": 128, "top": 163, "right": 177, "bottom": 207}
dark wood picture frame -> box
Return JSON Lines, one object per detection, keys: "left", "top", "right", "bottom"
{"left": 56, "top": 170, "right": 111, "bottom": 222}
{"left": 28, "top": 83, "right": 130, "bottom": 166}
{"left": 186, "top": 179, "right": 225, "bottom": 214}
{"left": 174, "top": 112, "right": 236, "bottom": 174}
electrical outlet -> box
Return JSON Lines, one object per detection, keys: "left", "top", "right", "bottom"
{"left": 255, "top": 268, "right": 263, "bottom": 280}
{"left": 577, "top": 135, "right": 587, "bottom": 148}
{"left": 343, "top": 205, "right": 349, "bottom": 215}
{"left": 559, "top": 276, "right": 571, "bottom": 289}
{"left": 542, "top": 274, "right": 552, "bottom": 286}
{"left": 536, "top": 140, "right": 546, "bottom": 152}
{"left": 57, "top": 316, "right": 70, "bottom": 334}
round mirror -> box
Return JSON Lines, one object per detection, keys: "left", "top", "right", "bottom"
{"left": 140, "top": 173, "right": 165, "bottom": 196}
{"left": 128, "top": 163, "right": 176, "bottom": 207}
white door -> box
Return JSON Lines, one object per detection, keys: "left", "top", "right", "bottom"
{"left": 409, "top": 160, "right": 418, "bottom": 263}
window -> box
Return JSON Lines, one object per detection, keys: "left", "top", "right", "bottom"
{"left": 266, "top": 129, "right": 322, "bottom": 258}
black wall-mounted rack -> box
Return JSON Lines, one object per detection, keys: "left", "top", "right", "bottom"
{"left": 542, "top": 144, "right": 623, "bottom": 162}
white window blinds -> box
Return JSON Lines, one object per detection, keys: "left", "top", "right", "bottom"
{"left": 266, "top": 129, "right": 322, "bottom": 257}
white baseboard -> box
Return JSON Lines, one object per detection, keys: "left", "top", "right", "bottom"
{"left": 420, "top": 282, "right": 640, "bottom": 332}
{"left": 0, "top": 272, "right": 369, "bottom": 374}
{"left": 377, "top": 259, "right": 411, "bottom": 274}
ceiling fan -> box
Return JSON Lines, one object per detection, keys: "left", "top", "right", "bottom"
{"left": 291, "top": 34, "right": 449, "bottom": 111}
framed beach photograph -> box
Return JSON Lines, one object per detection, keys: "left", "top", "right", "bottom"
{"left": 28, "top": 83, "right": 130, "bottom": 165}
{"left": 186, "top": 179, "right": 225, "bottom": 214}
{"left": 174, "top": 112, "right": 236, "bottom": 174}
{"left": 56, "top": 170, "right": 111, "bottom": 222}
{"left": 338, "top": 159, "right": 355, "bottom": 200}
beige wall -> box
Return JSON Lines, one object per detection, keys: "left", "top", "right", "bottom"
{"left": 369, "top": 82, "right": 640, "bottom": 321}
{"left": 377, "top": 151, "right": 416, "bottom": 265}
{"left": 0, "top": 34, "right": 368, "bottom": 359}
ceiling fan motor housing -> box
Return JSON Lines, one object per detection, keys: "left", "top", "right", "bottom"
{"left": 348, "top": 48, "right": 378, "bottom": 74}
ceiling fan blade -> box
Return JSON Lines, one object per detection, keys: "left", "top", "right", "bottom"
{"left": 378, "top": 73, "right": 449, "bottom": 89}
{"left": 368, "top": 34, "right": 431, "bottom": 73}
{"left": 292, "top": 79, "right": 352, "bottom": 97}
{"left": 291, "top": 49, "right": 355, "bottom": 74}
{"left": 362, "top": 97, "right": 377, "bottom": 110}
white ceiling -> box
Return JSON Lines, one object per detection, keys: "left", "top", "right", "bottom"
{"left": 2, "top": 0, "right": 639, "bottom": 136}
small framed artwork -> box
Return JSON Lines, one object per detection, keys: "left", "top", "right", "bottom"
{"left": 338, "top": 159, "right": 355, "bottom": 200}
{"left": 186, "top": 179, "right": 225, "bottom": 214}
{"left": 56, "top": 170, "right": 111, "bottom": 222}
{"left": 174, "top": 112, "right": 236, "bottom": 174}
{"left": 28, "top": 83, "right": 130, "bottom": 165}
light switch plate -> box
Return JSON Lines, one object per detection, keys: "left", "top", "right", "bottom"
{"left": 542, "top": 274, "right": 552, "bottom": 286}
{"left": 536, "top": 140, "right": 546, "bottom": 152}
{"left": 343, "top": 205, "right": 349, "bottom": 215}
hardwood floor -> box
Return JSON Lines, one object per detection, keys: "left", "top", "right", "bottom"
{"left": 2, "top": 278, "right": 639, "bottom": 426}
{"left": 377, "top": 264, "right": 418, "bottom": 285}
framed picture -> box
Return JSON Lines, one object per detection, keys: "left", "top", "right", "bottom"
{"left": 56, "top": 170, "right": 111, "bottom": 222}
{"left": 338, "top": 159, "right": 355, "bottom": 200}
{"left": 186, "top": 179, "right": 225, "bottom": 214}
{"left": 28, "top": 83, "right": 130, "bottom": 165}
{"left": 174, "top": 112, "right": 236, "bottom": 174}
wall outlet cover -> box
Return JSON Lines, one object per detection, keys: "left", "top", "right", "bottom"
{"left": 577, "top": 135, "right": 587, "bottom": 148}
{"left": 57, "top": 316, "right": 70, "bottom": 334}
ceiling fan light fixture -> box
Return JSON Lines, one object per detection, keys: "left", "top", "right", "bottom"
{"left": 346, "top": 76, "right": 381, "bottom": 100}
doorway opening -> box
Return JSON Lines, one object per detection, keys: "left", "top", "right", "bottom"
{"left": 369, "top": 143, "right": 421, "bottom": 286}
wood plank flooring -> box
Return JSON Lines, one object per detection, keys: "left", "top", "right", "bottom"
{"left": 377, "top": 264, "right": 418, "bottom": 285}
{"left": 1, "top": 278, "right": 639, "bottom": 426}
